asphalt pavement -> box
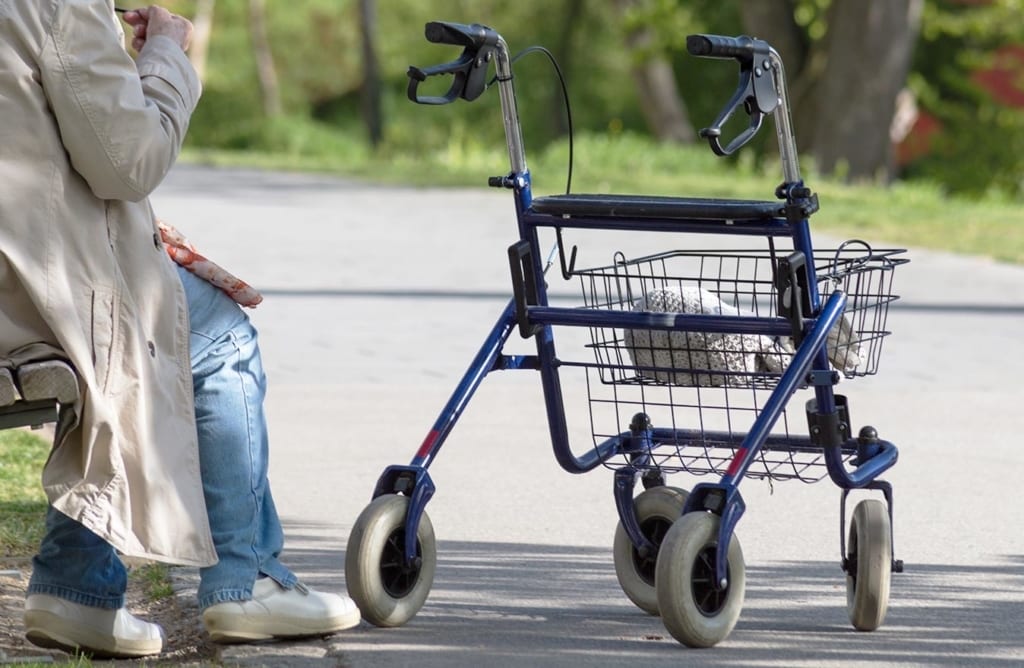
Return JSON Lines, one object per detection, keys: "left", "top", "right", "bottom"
{"left": 149, "top": 163, "right": 1024, "bottom": 667}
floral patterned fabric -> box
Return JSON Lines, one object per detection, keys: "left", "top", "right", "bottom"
{"left": 158, "top": 220, "right": 263, "bottom": 308}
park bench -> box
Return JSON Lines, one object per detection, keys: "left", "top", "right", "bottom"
{"left": 0, "top": 360, "right": 79, "bottom": 431}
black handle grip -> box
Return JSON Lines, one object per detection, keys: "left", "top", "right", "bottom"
{"left": 407, "top": 21, "right": 499, "bottom": 105}
{"left": 687, "top": 34, "right": 757, "bottom": 64}
{"left": 424, "top": 21, "right": 499, "bottom": 49}
{"left": 687, "top": 33, "right": 780, "bottom": 156}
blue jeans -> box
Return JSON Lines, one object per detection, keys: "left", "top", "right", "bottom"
{"left": 28, "top": 266, "right": 298, "bottom": 610}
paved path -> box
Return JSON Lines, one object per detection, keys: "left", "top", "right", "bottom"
{"left": 152, "top": 164, "right": 1024, "bottom": 667}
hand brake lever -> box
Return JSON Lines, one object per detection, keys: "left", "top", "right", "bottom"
{"left": 699, "top": 69, "right": 765, "bottom": 156}
{"left": 407, "top": 31, "right": 497, "bottom": 105}
{"left": 692, "top": 35, "right": 780, "bottom": 156}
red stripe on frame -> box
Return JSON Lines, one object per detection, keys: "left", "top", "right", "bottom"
{"left": 415, "top": 430, "right": 441, "bottom": 460}
{"left": 725, "top": 447, "right": 747, "bottom": 478}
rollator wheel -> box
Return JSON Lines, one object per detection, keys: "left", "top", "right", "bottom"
{"left": 846, "top": 499, "right": 891, "bottom": 631}
{"left": 655, "top": 512, "right": 745, "bottom": 648}
{"left": 345, "top": 493, "right": 436, "bottom": 627}
{"left": 612, "top": 486, "right": 688, "bottom": 615}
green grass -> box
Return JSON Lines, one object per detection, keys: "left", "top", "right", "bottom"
{"left": 0, "top": 431, "right": 178, "bottom": 597}
{"left": 0, "top": 430, "right": 175, "bottom": 668}
{"left": 132, "top": 562, "right": 174, "bottom": 601}
{"left": 183, "top": 129, "right": 1024, "bottom": 265}
{"left": 0, "top": 429, "right": 49, "bottom": 558}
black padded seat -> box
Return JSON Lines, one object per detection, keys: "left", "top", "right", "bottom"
{"left": 529, "top": 194, "right": 785, "bottom": 221}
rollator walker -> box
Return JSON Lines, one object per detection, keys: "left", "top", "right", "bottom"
{"left": 346, "top": 21, "right": 907, "bottom": 647}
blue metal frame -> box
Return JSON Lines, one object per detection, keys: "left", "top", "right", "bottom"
{"left": 506, "top": 171, "right": 898, "bottom": 588}
{"left": 371, "top": 168, "right": 900, "bottom": 578}
{"left": 369, "top": 28, "right": 899, "bottom": 584}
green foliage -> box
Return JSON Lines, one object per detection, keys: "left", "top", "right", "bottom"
{"left": 0, "top": 429, "right": 48, "bottom": 505}
{"left": 0, "top": 429, "right": 48, "bottom": 557}
{"left": 533, "top": 131, "right": 774, "bottom": 198}
{"left": 534, "top": 133, "right": 1024, "bottom": 264}
{"left": 174, "top": 0, "right": 362, "bottom": 113}
{"left": 380, "top": 1, "right": 648, "bottom": 149}
{"left": 792, "top": 0, "right": 831, "bottom": 40}
{"left": 174, "top": 0, "right": 1024, "bottom": 225}
{"left": 177, "top": 1, "right": 723, "bottom": 154}
{"left": 907, "top": 0, "right": 1024, "bottom": 199}
{"left": 182, "top": 125, "right": 1024, "bottom": 263}
{"left": 620, "top": 0, "right": 703, "bottom": 55}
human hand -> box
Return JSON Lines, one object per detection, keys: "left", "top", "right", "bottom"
{"left": 121, "top": 5, "right": 193, "bottom": 53}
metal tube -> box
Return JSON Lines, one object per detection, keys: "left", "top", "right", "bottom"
{"left": 767, "top": 48, "right": 801, "bottom": 184}
{"left": 494, "top": 38, "right": 528, "bottom": 175}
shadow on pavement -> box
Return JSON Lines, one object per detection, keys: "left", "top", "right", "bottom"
{"left": 273, "top": 521, "right": 1024, "bottom": 667}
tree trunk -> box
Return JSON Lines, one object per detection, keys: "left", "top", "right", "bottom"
{"left": 738, "top": 0, "right": 806, "bottom": 77}
{"left": 248, "top": 0, "right": 281, "bottom": 117}
{"left": 739, "top": 0, "right": 823, "bottom": 163}
{"left": 631, "top": 58, "right": 695, "bottom": 144}
{"left": 617, "top": 0, "right": 694, "bottom": 144}
{"left": 188, "top": 0, "right": 215, "bottom": 83}
{"left": 805, "top": 0, "right": 924, "bottom": 182}
{"left": 549, "top": 0, "right": 585, "bottom": 137}
{"left": 358, "top": 0, "right": 383, "bottom": 147}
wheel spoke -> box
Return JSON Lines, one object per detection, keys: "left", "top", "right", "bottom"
{"left": 691, "top": 547, "right": 726, "bottom": 615}
{"left": 615, "top": 486, "right": 690, "bottom": 616}
{"left": 380, "top": 536, "right": 402, "bottom": 567}
{"left": 380, "top": 530, "right": 422, "bottom": 597}
{"left": 634, "top": 517, "right": 672, "bottom": 582}
{"left": 346, "top": 494, "right": 437, "bottom": 628}
{"left": 656, "top": 511, "right": 745, "bottom": 647}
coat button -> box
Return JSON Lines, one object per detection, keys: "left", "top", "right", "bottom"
{"left": 153, "top": 232, "right": 161, "bottom": 249}
{"left": 148, "top": 341, "right": 156, "bottom": 357}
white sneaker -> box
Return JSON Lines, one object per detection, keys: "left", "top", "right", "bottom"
{"left": 202, "top": 579, "right": 361, "bottom": 643}
{"left": 24, "top": 594, "right": 163, "bottom": 659}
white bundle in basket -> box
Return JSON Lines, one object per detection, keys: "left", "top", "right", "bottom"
{"left": 623, "top": 287, "right": 863, "bottom": 387}
{"left": 824, "top": 301, "right": 865, "bottom": 374}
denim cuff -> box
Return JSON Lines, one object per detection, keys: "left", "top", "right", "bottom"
{"left": 198, "top": 566, "right": 298, "bottom": 610}
{"left": 27, "top": 582, "right": 124, "bottom": 610}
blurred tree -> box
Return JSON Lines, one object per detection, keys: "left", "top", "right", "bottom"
{"left": 189, "top": 0, "right": 215, "bottom": 82}
{"left": 548, "top": 0, "right": 585, "bottom": 137}
{"left": 249, "top": 0, "right": 281, "bottom": 117}
{"left": 175, "top": 0, "right": 1022, "bottom": 198}
{"left": 617, "top": 0, "right": 696, "bottom": 143}
{"left": 740, "top": 0, "right": 924, "bottom": 183}
{"left": 906, "top": 0, "right": 1024, "bottom": 198}
{"left": 359, "top": 0, "right": 383, "bottom": 147}
{"left": 738, "top": 0, "right": 806, "bottom": 73}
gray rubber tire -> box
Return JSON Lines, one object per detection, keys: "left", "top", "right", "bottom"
{"left": 612, "top": 486, "right": 689, "bottom": 615}
{"left": 846, "top": 499, "right": 892, "bottom": 631}
{"left": 345, "top": 494, "right": 436, "bottom": 627}
{"left": 655, "top": 511, "right": 745, "bottom": 648}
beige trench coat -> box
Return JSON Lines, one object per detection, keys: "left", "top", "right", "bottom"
{"left": 0, "top": 0, "right": 216, "bottom": 566}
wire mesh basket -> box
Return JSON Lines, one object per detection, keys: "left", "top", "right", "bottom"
{"left": 567, "top": 242, "right": 907, "bottom": 482}
{"left": 576, "top": 243, "right": 907, "bottom": 388}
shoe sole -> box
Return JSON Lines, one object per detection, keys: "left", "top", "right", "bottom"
{"left": 203, "top": 608, "right": 362, "bottom": 643}
{"left": 25, "top": 610, "right": 162, "bottom": 659}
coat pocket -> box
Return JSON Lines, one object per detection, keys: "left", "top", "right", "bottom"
{"left": 89, "top": 288, "right": 119, "bottom": 393}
